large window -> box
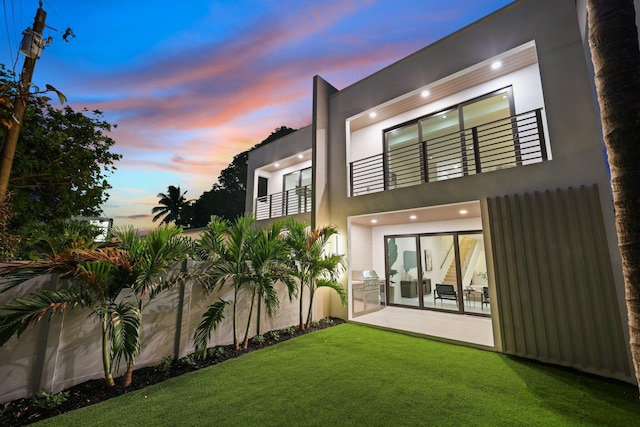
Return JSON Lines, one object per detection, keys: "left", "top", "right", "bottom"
{"left": 384, "top": 88, "right": 515, "bottom": 185}
{"left": 385, "top": 231, "right": 489, "bottom": 315}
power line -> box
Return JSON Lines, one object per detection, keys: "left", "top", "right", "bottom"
{"left": 2, "top": 0, "right": 15, "bottom": 65}
{"left": 42, "top": 0, "right": 72, "bottom": 39}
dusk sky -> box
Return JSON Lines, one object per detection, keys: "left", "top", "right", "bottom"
{"left": 1, "top": 0, "right": 513, "bottom": 230}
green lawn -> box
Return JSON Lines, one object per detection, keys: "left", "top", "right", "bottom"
{"left": 37, "top": 323, "right": 639, "bottom": 426}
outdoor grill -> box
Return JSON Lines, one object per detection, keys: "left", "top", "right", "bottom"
{"left": 352, "top": 270, "right": 385, "bottom": 316}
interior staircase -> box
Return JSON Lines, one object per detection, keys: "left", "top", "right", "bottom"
{"left": 442, "top": 237, "right": 475, "bottom": 284}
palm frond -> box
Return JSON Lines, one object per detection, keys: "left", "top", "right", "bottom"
{"left": 315, "top": 278, "right": 347, "bottom": 305}
{"left": 196, "top": 216, "right": 229, "bottom": 261}
{"left": 280, "top": 275, "right": 298, "bottom": 301}
{"left": 0, "top": 262, "right": 57, "bottom": 292}
{"left": 130, "top": 226, "right": 188, "bottom": 301}
{"left": 147, "top": 270, "right": 189, "bottom": 301}
{"left": 74, "top": 261, "right": 120, "bottom": 298}
{"left": 0, "top": 288, "right": 84, "bottom": 346}
{"left": 108, "top": 302, "right": 142, "bottom": 373}
{"left": 193, "top": 299, "right": 229, "bottom": 355}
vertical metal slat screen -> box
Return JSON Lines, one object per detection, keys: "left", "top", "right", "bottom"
{"left": 487, "top": 185, "right": 631, "bottom": 380}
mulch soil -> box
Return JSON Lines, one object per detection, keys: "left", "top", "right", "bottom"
{"left": 2, "top": 318, "right": 344, "bottom": 426}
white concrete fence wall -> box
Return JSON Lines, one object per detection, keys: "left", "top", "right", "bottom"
{"left": 0, "top": 261, "right": 308, "bottom": 403}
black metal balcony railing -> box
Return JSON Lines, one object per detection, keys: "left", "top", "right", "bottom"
{"left": 255, "top": 184, "right": 312, "bottom": 220}
{"left": 349, "top": 109, "right": 548, "bottom": 196}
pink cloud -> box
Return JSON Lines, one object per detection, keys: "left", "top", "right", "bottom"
{"left": 63, "top": 0, "right": 496, "bottom": 215}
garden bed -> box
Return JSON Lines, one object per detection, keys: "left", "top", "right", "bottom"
{"left": 2, "top": 317, "right": 344, "bottom": 426}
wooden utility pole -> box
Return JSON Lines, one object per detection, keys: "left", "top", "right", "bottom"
{"left": 0, "top": 3, "right": 47, "bottom": 196}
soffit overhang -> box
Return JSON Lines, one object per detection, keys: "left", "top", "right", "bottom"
{"left": 348, "top": 41, "right": 538, "bottom": 132}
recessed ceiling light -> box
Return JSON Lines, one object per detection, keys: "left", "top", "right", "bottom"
{"left": 421, "top": 90, "right": 430, "bottom": 98}
{"left": 410, "top": 215, "right": 417, "bottom": 220}
{"left": 459, "top": 209, "right": 468, "bottom": 215}
{"left": 297, "top": 154, "right": 303, "bottom": 159}
{"left": 371, "top": 219, "right": 378, "bottom": 224}
{"left": 274, "top": 163, "right": 280, "bottom": 167}
{"left": 491, "top": 61, "right": 502, "bottom": 70}
{"left": 369, "top": 112, "right": 377, "bottom": 118}
{"left": 442, "top": 115, "right": 447, "bottom": 119}
{"left": 502, "top": 95, "right": 507, "bottom": 99}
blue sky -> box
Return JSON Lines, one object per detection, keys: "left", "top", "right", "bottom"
{"left": 1, "top": 0, "right": 513, "bottom": 229}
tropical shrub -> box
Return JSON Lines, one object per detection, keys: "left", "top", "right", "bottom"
{"left": 283, "top": 218, "right": 347, "bottom": 330}
{"left": 31, "top": 389, "right": 70, "bottom": 410}
{"left": 18, "top": 218, "right": 102, "bottom": 259}
{"left": 193, "top": 214, "right": 295, "bottom": 353}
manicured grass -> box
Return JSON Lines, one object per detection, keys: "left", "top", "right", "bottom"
{"left": 36, "top": 324, "right": 639, "bottom": 426}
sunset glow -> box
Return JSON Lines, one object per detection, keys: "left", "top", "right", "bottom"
{"left": 1, "top": 0, "right": 512, "bottom": 230}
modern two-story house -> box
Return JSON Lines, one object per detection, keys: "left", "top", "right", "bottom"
{"left": 245, "top": 0, "right": 634, "bottom": 383}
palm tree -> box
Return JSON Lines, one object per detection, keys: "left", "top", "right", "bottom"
{"left": 152, "top": 185, "right": 189, "bottom": 225}
{"left": 587, "top": 0, "right": 640, "bottom": 387}
{"left": 108, "top": 225, "right": 190, "bottom": 386}
{"left": 242, "top": 220, "right": 295, "bottom": 346}
{"left": 0, "top": 248, "right": 140, "bottom": 387}
{"left": 0, "top": 225, "right": 190, "bottom": 388}
{"left": 193, "top": 214, "right": 252, "bottom": 352}
{"left": 283, "top": 218, "right": 347, "bottom": 330}
{"left": 193, "top": 214, "right": 296, "bottom": 352}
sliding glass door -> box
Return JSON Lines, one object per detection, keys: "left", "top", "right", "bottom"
{"left": 383, "top": 87, "right": 516, "bottom": 187}
{"left": 420, "top": 234, "right": 458, "bottom": 312}
{"left": 385, "top": 231, "right": 489, "bottom": 316}
{"left": 385, "top": 124, "right": 421, "bottom": 189}
{"left": 386, "top": 236, "right": 420, "bottom": 307}
{"left": 461, "top": 89, "right": 515, "bottom": 172}
{"left": 421, "top": 109, "right": 461, "bottom": 182}
{"left": 283, "top": 167, "right": 311, "bottom": 215}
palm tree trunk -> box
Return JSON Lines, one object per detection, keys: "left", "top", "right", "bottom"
{"left": 101, "top": 314, "right": 115, "bottom": 387}
{"left": 122, "top": 360, "right": 134, "bottom": 387}
{"left": 233, "top": 286, "right": 239, "bottom": 350}
{"left": 299, "top": 285, "right": 305, "bottom": 330}
{"left": 587, "top": 0, "right": 640, "bottom": 387}
{"left": 242, "top": 290, "right": 257, "bottom": 349}
{"left": 256, "top": 293, "right": 262, "bottom": 336}
{"left": 305, "top": 285, "right": 315, "bottom": 330}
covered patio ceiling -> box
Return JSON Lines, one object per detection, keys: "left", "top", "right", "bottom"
{"left": 348, "top": 200, "right": 481, "bottom": 227}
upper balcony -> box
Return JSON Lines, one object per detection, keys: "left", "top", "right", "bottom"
{"left": 246, "top": 127, "right": 313, "bottom": 221}
{"left": 255, "top": 184, "right": 312, "bottom": 220}
{"left": 345, "top": 42, "right": 550, "bottom": 198}
{"left": 350, "top": 109, "right": 547, "bottom": 196}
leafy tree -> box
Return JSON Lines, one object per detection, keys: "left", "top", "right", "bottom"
{"left": 19, "top": 218, "right": 102, "bottom": 259}
{"left": 186, "top": 183, "right": 245, "bottom": 227}
{"left": 0, "top": 66, "right": 17, "bottom": 131}
{"left": 0, "top": 193, "right": 20, "bottom": 261}
{"left": 0, "top": 65, "right": 121, "bottom": 229}
{"left": 219, "top": 126, "right": 297, "bottom": 193}
{"left": 152, "top": 185, "right": 190, "bottom": 226}
{"left": 587, "top": 0, "right": 640, "bottom": 387}
{"left": 188, "top": 126, "right": 296, "bottom": 227}
{"left": 283, "top": 218, "right": 347, "bottom": 330}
